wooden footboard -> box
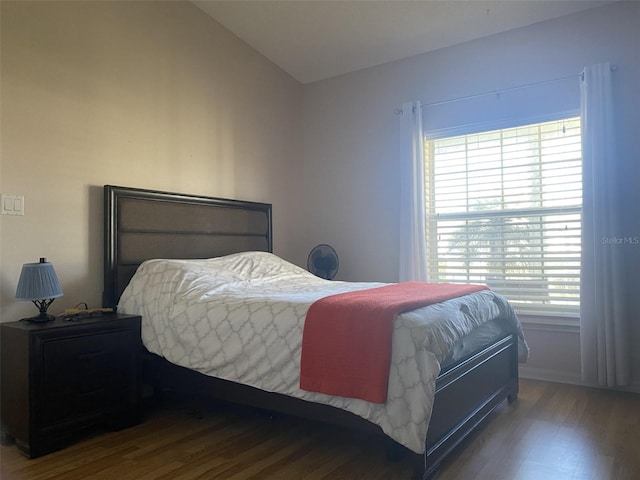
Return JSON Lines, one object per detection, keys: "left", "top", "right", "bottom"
{"left": 421, "top": 332, "right": 519, "bottom": 479}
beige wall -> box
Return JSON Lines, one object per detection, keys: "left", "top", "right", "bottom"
{"left": 0, "top": 1, "right": 303, "bottom": 321}
{"left": 298, "top": 2, "right": 640, "bottom": 390}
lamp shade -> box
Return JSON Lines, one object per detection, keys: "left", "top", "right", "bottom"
{"left": 16, "top": 258, "right": 63, "bottom": 301}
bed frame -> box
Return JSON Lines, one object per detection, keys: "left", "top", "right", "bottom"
{"left": 103, "top": 185, "right": 519, "bottom": 479}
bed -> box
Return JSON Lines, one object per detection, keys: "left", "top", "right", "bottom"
{"left": 103, "top": 185, "right": 527, "bottom": 479}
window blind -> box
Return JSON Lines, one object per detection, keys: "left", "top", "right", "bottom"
{"left": 426, "top": 117, "right": 582, "bottom": 316}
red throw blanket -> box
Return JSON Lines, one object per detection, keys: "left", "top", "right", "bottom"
{"left": 299, "top": 282, "right": 488, "bottom": 403}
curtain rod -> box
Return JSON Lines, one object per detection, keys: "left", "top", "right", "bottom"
{"left": 394, "top": 65, "right": 617, "bottom": 114}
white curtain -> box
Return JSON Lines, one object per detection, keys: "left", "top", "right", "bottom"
{"left": 579, "top": 62, "right": 630, "bottom": 386}
{"left": 399, "top": 101, "right": 429, "bottom": 282}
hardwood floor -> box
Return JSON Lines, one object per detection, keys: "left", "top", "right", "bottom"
{"left": 1, "top": 379, "right": 638, "bottom": 480}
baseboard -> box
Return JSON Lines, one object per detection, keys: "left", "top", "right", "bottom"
{"left": 519, "top": 366, "right": 640, "bottom": 394}
{"left": 519, "top": 366, "right": 583, "bottom": 385}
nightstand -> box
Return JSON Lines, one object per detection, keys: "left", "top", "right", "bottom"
{"left": 0, "top": 313, "right": 141, "bottom": 458}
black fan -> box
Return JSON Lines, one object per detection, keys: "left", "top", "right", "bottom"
{"left": 307, "top": 244, "right": 339, "bottom": 280}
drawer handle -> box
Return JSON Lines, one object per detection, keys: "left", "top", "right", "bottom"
{"left": 78, "top": 388, "right": 107, "bottom": 398}
{"left": 78, "top": 351, "right": 106, "bottom": 360}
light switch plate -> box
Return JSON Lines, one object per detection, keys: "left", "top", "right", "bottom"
{"left": 1, "top": 194, "right": 25, "bottom": 215}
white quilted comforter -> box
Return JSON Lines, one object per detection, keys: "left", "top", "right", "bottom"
{"left": 118, "top": 251, "right": 527, "bottom": 453}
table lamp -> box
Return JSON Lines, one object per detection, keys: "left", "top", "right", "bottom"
{"left": 15, "top": 257, "right": 63, "bottom": 322}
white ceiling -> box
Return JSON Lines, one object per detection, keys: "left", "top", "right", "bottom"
{"left": 193, "top": 0, "right": 612, "bottom": 84}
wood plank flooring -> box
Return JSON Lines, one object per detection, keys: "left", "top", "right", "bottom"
{"left": 1, "top": 379, "right": 638, "bottom": 479}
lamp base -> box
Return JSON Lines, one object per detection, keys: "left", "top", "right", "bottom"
{"left": 21, "top": 314, "right": 56, "bottom": 323}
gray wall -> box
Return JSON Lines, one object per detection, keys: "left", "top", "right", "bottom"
{"left": 298, "top": 2, "right": 640, "bottom": 391}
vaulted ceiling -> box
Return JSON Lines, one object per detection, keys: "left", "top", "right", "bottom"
{"left": 194, "top": 0, "right": 613, "bottom": 84}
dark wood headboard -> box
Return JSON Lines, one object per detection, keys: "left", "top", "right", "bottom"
{"left": 103, "top": 185, "right": 272, "bottom": 309}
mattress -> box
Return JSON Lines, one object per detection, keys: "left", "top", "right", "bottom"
{"left": 118, "top": 251, "right": 528, "bottom": 453}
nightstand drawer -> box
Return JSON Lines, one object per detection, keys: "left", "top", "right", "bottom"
{"left": 40, "top": 331, "right": 135, "bottom": 427}
{"left": 42, "top": 330, "right": 132, "bottom": 379}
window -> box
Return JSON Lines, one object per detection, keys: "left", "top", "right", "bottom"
{"left": 425, "top": 117, "right": 581, "bottom": 317}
